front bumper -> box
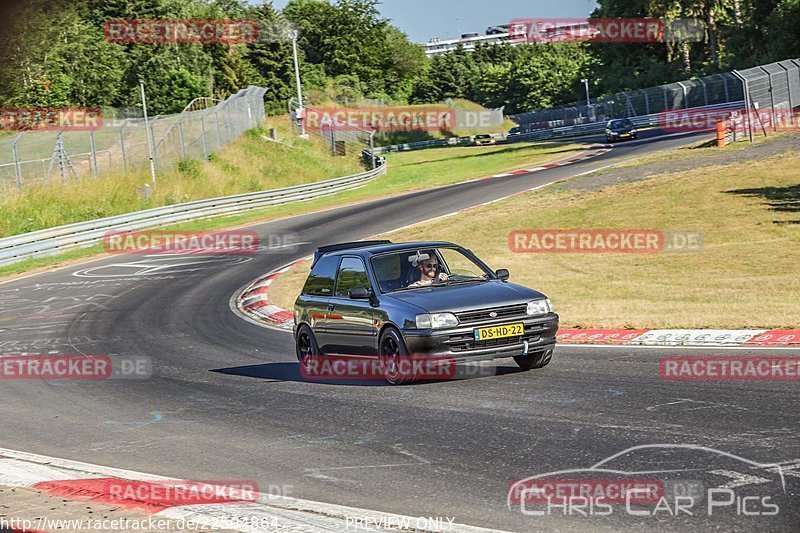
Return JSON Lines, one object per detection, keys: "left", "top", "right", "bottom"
{"left": 607, "top": 132, "right": 635, "bottom": 141}
{"left": 402, "top": 314, "right": 559, "bottom": 363}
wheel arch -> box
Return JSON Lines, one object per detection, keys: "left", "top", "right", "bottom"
{"left": 378, "top": 321, "right": 403, "bottom": 341}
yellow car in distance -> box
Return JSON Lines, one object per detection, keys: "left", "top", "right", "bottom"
{"left": 473, "top": 134, "right": 496, "bottom": 146}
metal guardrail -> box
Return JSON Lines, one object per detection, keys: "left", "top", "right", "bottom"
{"left": 373, "top": 102, "right": 742, "bottom": 152}
{"left": 508, "top": 102, "right": 744, "bottom": 142}
{"left": 0, "top": 163, "right": 387, "bottom": 267}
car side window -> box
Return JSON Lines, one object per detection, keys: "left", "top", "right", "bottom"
{"left": 302, "top": 256, "right": 340, "bottom": 296}
{"left": 334, "top": 257, "right": 370, "bottom": 298}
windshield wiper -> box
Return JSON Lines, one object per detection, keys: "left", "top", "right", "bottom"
{"left": 441, "top": 277, "right": 488, "bottom": 285}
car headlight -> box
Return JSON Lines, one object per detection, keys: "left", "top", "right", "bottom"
{"left": 416, "top": 313, "right": 459, "bottom": 329}
{"left": 526, "top": 298, "right": 554, "bottom": 316}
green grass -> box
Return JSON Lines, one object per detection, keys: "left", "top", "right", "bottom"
{"left": 270, "top": 146, "right": 800, "bottom": 329}
{"left": 0, "top": 118, "right": 362, "bottom": 237}
{"left": 374, "top": 141, "right": 582, "bottom": 193}
{"left": 382, "top": 155, "right": 800, "bottom": 329}
{"left": 0, "top": 139, "right": 582, "bottom": 279}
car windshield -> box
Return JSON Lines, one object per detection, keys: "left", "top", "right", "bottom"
{"left": 371, "top": 247, "right": 492, "bottom": 292}
{"left": 476, "top": 134, "right": 491, "bottom": 139}
{"left": 609, "top": 119, "right": 633, "bottom": 129}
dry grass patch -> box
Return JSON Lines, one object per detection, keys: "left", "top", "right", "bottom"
{"left": 269, "top": 152, "right": 799, "bottom": 329}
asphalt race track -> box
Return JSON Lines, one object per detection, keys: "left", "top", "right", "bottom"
{"left": 1, "top": 129, "right": 798, "bottom": 532}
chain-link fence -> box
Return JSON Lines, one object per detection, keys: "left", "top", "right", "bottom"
{"left": 289, "top": 98, "right": 379, "bottom": 168}
{"left": 511, "top": 58, "right": 800, "bottom": 143}
{"left": 0, "top": 86, "right": 267, "bottom": 192}
{"left": 733, "top": 59, "right": 800, "bottom": 141}
{"left": 511, "top": 72, "right": 745, "bottom": 129}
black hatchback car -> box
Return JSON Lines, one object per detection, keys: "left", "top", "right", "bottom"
{"left": 293, "top": 241, "right": 559, "bottom": 384}
{"left": 605, "top": 118, "right": 638, "bottom": 142}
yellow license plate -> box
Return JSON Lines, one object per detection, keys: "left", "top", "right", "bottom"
{"left": 621, "top": 133, "right": 630, "bottom": 137}
{"left": 474, "top": 323, "right": 524, "bottom": 341}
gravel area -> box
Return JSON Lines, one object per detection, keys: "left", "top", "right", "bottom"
{"left": 557, "top": 133, "right": 800, "bottom": 192}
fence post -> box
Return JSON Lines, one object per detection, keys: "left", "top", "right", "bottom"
{"left": 733, "top": 71, "right": 754, "bottom": 143}
{"left": 662, "top": 86, "right": 670, "bottom": 111}
{"left": 200, "top": 114, "right": 210, "bottom": 159}
{"left": 140, "top": 81, "right": 157, "bottom": 186}
{"left": 149, "top": 116, "right": 161, "bottom": 171}
{"left": 48, "top": 132, "right": 68, "bottom": 183}
{"left": 759, "top": 67, "right": 778, "bottom": 132}
{"left": 12, "top": 132, "right": 23, "bottom": 189}
{"left": 222, "top": 103, "right": 231, "bottom": 143}
{"left": 623, "top": 94, "right": 634, "bottom": 117}
{"left": 119, "top": 121, "right": 128, "bottom": 173}
{"left": 214, "top": 110, "right": 223, "bottom": 150}
{"left": 779, "top": 63, "right": 795, "bottom": 126}
{"left": 677, "top": 81, "right": 689, "bottom": 108}
{"left": 369, "top": 131, "right": 375, "bottom": 169}
{"left": 698, "top": 78, "right": 708, "bottom": 105}
{"left": 640, "top": 89, "right": 650, "bottom": 115}
{"left": 89, "top": 129, "right": 99, "bottom": 177}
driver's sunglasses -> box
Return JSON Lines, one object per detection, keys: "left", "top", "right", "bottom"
{"left": 422, "top": 262, "right": 438, "bottom": 269}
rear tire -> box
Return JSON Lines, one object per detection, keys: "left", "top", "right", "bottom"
{"left": 295, "top": 324, "right": 321, "bottom": 377}
{"left": 379, "top": 327, "right": 412, "bottom": 385}
{"left": 513, "top": 348, "right": 554, "bottom": 371}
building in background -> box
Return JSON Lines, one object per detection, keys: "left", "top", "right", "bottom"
{"left": 424, "top": 24, "right": 523, "bottom": 57}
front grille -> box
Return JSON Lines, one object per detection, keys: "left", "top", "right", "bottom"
{"left": 447, "top": 332, "right": 524, "bottom": 352}
{"left": 455, "top": 304, "right": 528, "bottom": 324}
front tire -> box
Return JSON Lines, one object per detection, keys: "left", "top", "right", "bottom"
{"left": 295, "top": 324, "right": 321, "bottom": 377}
{"left": 513, "top": 348, "right": 554, "bottom": 371}
{"left": 379, "top": 327, "right": 412, "bottom": 385}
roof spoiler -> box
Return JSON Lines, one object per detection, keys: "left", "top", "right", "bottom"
{"left": 313, "top": 240, "right": 392, "bottom": 266}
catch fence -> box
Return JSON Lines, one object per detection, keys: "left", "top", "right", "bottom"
{"left": 0, "top": 86, "right": 267, "bottom": 191}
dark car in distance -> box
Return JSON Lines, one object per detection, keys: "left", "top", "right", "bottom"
{"left": 605, "top": 118, "right": 638, "bottom": 142}
{"left": 293, "top": 241, "right": 559, "bottom": 384}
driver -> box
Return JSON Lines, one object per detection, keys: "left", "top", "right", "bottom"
{"left": 409, "top": 251, "right": 449, "bottom": 287}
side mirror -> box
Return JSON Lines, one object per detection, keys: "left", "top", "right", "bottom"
{"left": 495, "top": 269, "right": 510, "bottom": 281}
{"left": 349, "top": 287, "right": 372, "bottom": 300}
